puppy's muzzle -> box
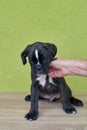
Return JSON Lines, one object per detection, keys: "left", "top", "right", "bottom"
{"left": 36, "top": 64, "right": 42, "bottom": 70}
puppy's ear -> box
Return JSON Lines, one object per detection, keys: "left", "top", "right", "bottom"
{"left": 45, "top": 43, "right": 57, "bottom": 58}
{"left": 21, "top": 45, "right": 31, "bottom": 65}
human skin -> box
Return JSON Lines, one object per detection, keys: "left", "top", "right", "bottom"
{"left": 49, "top": 59, "right": 87, "bottom": 77}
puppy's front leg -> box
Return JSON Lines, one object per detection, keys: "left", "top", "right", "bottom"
{"left": 60, "top": 79, "right": 77, "bottom": 114}
{"left": 25, "top": 83, "right": 39, "bottom": 121}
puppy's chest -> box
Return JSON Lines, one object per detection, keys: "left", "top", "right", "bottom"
{"left": 36, "top": 75, "right": 58, "bottom": 91}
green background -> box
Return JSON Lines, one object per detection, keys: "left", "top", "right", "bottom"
{"left": 0, "top": 0, "right": 87, "bottom": 93}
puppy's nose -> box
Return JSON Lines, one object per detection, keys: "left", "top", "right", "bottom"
{"left": 37, "top": 64, "right": 41, "bottom": 69}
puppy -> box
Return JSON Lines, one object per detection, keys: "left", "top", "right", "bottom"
{"left": 21, "top": 42, "right": 83, "bottom": 121}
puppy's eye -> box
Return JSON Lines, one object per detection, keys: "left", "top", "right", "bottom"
{"left": 31, "top": 55, "right": 38, "bottom": 64}
{"left": 39, "top": 54, "right": 44, "bottom": 62}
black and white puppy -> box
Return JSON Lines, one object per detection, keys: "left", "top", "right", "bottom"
{"left": 21, "top": 42, "right": 83, "bottom": 121}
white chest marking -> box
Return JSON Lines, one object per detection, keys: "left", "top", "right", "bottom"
{"left": 36, "top": 75, "right": 55, "bottom": 87}
{"left": 36, "top": 74, "right": 46, "bottom": 87}
{"left": 49, "top": 77, "right": 55, "bottom": 85}
{"left": 35, "top": 49, "right": 40, "bottom": 65}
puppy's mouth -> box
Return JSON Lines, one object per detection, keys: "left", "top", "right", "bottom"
{"left": 35, "top": 59, "right": 57, "bottom": 75}
{"left": 35, "top": 70, "right": 49, "bottom": 75}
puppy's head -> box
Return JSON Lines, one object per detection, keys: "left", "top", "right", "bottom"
{"left": 21, "top": 42, "right": 57, "bottom": 75}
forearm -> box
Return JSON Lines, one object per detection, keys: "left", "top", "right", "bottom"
{"left": 50, "top": 59, "right": 87, "bottom": 77}
{"left": 62, "top": 59, "right": 87, "bottom": 76}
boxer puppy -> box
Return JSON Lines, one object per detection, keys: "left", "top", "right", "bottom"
{"left": 21, "top": 42, "right": 83, "bottom": 121}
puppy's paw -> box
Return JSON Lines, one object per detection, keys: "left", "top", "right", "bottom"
{"left": 64, "top": 105, "right": 77, "bottom": 114}
{"left": 25, "top": 95, "right": 31, "bottom": 101}
{"left": 25, "top": 112, "right": 38, "bottom": 121}
{"left": 70, "top": 97, "right": 84, "bottom": 107}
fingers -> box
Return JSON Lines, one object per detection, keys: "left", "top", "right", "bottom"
{"left": 49, "top": 58, "right": 66, "bottom": 77}
{"left": 49, "top": 68, "right": 62, "bottom": 77}
{"left": 50, "top": 58, "right": 63, "bottom": 70}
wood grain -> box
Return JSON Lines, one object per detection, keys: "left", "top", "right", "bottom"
{"left": 0, "top": 93, "right": 87, "bottom": 130}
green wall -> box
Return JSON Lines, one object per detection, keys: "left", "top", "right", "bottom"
{"left": 0, "top": 0, "right": 87, "bottom": 93}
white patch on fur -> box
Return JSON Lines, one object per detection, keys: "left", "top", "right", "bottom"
{"left": 36, "top": 74, "right": 46, "bottom": 87}
{"left": 49, "top": 77, "right": 55, "bottom": 85}
{"left": 35, "top": 49, "right": 40, "bottom": 65}
{"left": 35, "top": 49, "right": 39, "bottom": 60}
{"left": 72, "top": 111, "right": 76, "bottom": 114}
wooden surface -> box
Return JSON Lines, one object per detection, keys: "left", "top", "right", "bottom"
{"left": 0, "top": 93, "right": 87, "bottom": 130}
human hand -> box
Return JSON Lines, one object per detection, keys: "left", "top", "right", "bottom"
{"left": 49, "top": 58, "right": 87, "bottom": 77}
{"left": 49, "top": 59, "right": 70, "bottom": 77}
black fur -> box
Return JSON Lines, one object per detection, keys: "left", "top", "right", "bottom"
{"left": 21, "top": 42, "right": 83, "bottom": 121}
